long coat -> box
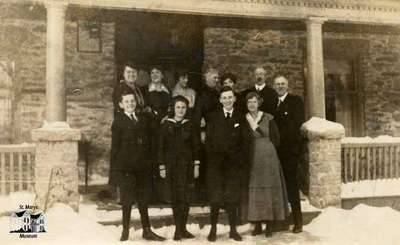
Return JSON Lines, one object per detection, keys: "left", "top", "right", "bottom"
{"left": 193, "top": 84, "right": 220, "bottom": 127}
{"left": 158, "top": 118, "right": 200, "bottom": 203}
{"left": 206, "top": 107, "right": 250, "bottom": 204}
{"left": 109, "top": 112, "right": 151, "bottom": 204}
{"left": 240, "top": 85, "right": 278, "bottom": 114}
{"left": 273, "top": 93, "right": 305, "bottom": 217}
{"left": 273, "top": 93, "right": 305, "bottom": 162}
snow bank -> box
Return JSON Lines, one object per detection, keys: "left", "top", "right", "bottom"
{"left": 306, "top": 204, "right": 400, "bottom": 245}
{"left": 1, "top": 203, "right": 119, "bottom": 245}
{"left": 342, "top": 179, "right": 400, "bottom": 198}
{"left": 2, "top": 195, "right": 400, "bottom": 244}
{"left": 301, "top": 117, "right": 345, "bottom": 140}
{"left": 0, "top": 192, "right": 35, "bottom": 214}
{"left": 342, "top": 135, "right": 400, "bottom": 144}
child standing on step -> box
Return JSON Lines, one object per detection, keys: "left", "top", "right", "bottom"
{"left": 110, "top": 89, "right": 165, "bottom": 242}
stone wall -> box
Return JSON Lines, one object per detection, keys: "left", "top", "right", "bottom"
{"left": 0, "top": 4, "right": 116, "bottom": 182}
{"left": 203, "top": 27, "right": 305, "bottom": 96}
{"left": 203, "top": 25, "right": 400, "bottom": 137}
{"left": 3, "top": 3, "right": 400, "bottom": 181}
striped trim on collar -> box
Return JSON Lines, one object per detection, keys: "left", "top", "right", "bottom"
{"left": 166, "top": 118, "right": 190, "bottom": 124}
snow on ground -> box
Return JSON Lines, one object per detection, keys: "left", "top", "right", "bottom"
{"left": 341, "top": 135, "right": 400, "bottom": 144}
{"left": 341, "top": 178, "right": 400, "bottom": 198}
{"left": 0, "top": 192, "right": 35, "bottom": 214}
{"left": 306, "top": 204, "right": 400, "bottom": 245}
{"left": 80, "top": 203, "right": 210, "bottom": 223}
{"left": 1, "top": 192, "right": 400, "bottom": 245}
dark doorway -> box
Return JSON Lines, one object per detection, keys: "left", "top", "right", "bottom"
{"left": 115, "top": 12, "right": 204, "bottom": 91}
{"left": 323, "top": 39, "right": 366, "bottom": 137}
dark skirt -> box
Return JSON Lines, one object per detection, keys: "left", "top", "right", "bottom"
{"left": 157, "top": 162, "right": 195, "bottom": 204}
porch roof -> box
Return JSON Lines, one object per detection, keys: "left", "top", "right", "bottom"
{"left": 13, "top": 0, "right": 400, "bottom": 25}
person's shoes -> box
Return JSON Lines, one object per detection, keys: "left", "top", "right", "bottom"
{"left": 251, "top": 223, "right": 262, "bottom": 236}
{"left": 181, "top": 228, "right": 195, "bottom": 239}
{"left": 142, "top": 227, "right": 166, "bottom": 241}
{"left": 173, "top": 229, "right": 181, "bottom": 241}
{"left": 292, "top": 225, "right": 303, "bottom": 234}
{"left": 265, "top": 228, "right": 273, "bottom": 238}
{"left": 207, "top": 226, "right": 217, "bottom": 242}
{"left": 120, "top": 229, "right": 129, "bottom": 241}
{"left": 229, "top": 230, "right": 242, "bottom": 241}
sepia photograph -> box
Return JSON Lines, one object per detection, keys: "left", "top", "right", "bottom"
{"left": 1, "top": 0, "right": 400, "bottom": 244}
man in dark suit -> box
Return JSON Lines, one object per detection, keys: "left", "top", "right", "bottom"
{"left": 193, "top": 68, "right": 220, "bottom": 130}
{"left": 240, "top": 67, "right": 278, "bottom": 114}
{"left": 192, "top": 68, "right": 221, "bottom": 201}
{"left": 110, "top": 90, "right": 165, "bottom": 241}
{"left": 206, "top": 86, "right": 250, "bottom": 242}
{"left": 272, "top": 75, "right": 305, "bottom": 233}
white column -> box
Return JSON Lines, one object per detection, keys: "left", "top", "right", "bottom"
{"left": 33, "top": 1, "right": 81, "bottom": 212}
{"left": 305, "top": 17, "right": 327, "bottom": 119}
{"left": 46, "top": 1, "right": 67, "bottom": 122}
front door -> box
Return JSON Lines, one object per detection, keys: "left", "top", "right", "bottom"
{"left": 324, "top": 59, "right": 364, "bottom": 136}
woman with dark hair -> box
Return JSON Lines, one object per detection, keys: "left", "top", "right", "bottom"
{"left": 146, "top": 65, "right": 172, "bottom": 202}
{"left": 221, "top": 72, "right": 244, "bottom": 112}
{"left": 112, "top": 62, "right": 147, "bottom": 117}
{"left": 158, "top": 95, "right": 200, "bottom": 240}
{"left": 244, "top": 91, "right": 289, "bottom": 237}
{"left": 220, "top": 72, "right": 237, "bottom": 90}
{"left": 172, "top": 69, "right": 196, "bottom": 118}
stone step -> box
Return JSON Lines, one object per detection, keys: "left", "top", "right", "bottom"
{"left": 98, "top": 209, "right": 321, "bottom": 231}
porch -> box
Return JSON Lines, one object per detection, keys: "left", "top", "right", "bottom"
{"left": 1, "top": 0, "right": 400, "bottom": 211}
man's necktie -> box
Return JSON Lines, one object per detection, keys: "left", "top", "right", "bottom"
{"left": 133, "top": 86, "right": 144, "bottom": 107}
{"left": 277, "top": 98, "right": 283, "bottom": 107}
{"left": 226, "top": 112, "right": 231, "bottom": 119}
{"left": 130, "top": 113, "right": 136, "bottom": 122}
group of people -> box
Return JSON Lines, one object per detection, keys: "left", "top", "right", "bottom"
{"left": 109, "top": 62, "right": 305, "bottom": 242}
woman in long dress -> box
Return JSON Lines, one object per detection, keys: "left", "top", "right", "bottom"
{"left": 146, "top": 65, "right": 171, "bottom": 202}
{"left": 245, "top": 91, "right": 289, "bottom": 237}
{"left": 158, "top": 95, "right": 200, "bottom": 240}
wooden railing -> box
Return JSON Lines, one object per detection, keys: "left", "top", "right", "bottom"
{"left": 0, "top": 144, "right": 35, "bottom": 195}
{"left": 342, "top": 142, "right": 400, "bottom": 183}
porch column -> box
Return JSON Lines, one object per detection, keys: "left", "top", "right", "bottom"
{"left": 31, "top": 1, "right": 81, "bottom": 212}
{"left": 46, "top": 0, "right": 66, "bottom": 122}
{"left": 301, "top": 117, "right": 344, "bottom": 208}
{"left": 305, "top": 17, "right": 326, "bottom": 119}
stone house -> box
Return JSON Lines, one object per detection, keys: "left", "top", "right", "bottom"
{"left": 1, "top": 0, "right": 400, "bottom": 209}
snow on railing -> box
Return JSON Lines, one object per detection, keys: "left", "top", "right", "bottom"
{"left": 341, "top": 136, "right": 400, "bottom": 183}
{"left": 0, "top": 143, "right": 35, "bottom": 195}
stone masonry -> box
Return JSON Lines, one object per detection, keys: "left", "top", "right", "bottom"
{"left": 2, "top": 3, "right": 400, "bottom": 181}
{"left": 301, "top": 117, "right": 345, "bottom": 208}
{"left": 31, "top": 122, "right": 81, "bottom": 211}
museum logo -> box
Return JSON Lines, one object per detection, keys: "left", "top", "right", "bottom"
{"left": 9, "top": 205, "right": 46, "bottom": 238}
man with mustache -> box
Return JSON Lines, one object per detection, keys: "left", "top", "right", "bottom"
{"left": 240, "top": 67, "right": 278, "bottom": 114}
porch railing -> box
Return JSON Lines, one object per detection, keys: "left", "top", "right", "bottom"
{"left": 341, "top": 141, "right": 400, "bottom": 183}
{"left": 0, "top": 144, "right": 35, "bottom": 195}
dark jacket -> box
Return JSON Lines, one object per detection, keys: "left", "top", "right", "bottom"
{"left": 193, "top": 84, "right": 220, "bottom": 127}
{"left": 158, "top": 118, "right": 200, "bottom": 202}
{"left": 109, "top": 112, "right": 150, "bottom": 186}
{"left": 241, "top": 85, "right": 278, "bottom": 115}
{"left": 205, "top": 107, "right": 251, "bottom": 204}
{"left": 206, "top": 107, "right": 250, "bottom": 167}
{"left": 274, "top": 93, "right": 305, "bottom": 158}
